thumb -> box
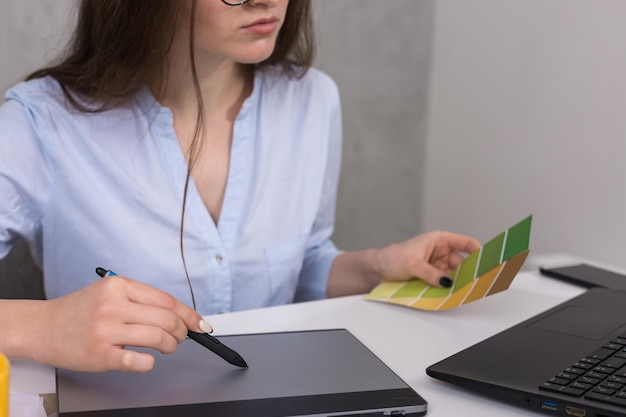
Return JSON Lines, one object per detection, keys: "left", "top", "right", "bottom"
{"left": 109, "top": 349, "right": 155, "bottom": 372}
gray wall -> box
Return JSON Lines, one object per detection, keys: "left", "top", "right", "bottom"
{"left": 424, "top": 0, "right": 626, "bottom": 270}
{"left": 313, "top": 1, "right": 432, "bottom": 250}
{"left": 0, "top": 1, "right": 431, "bottom": 280}
{"left": 0, "top": 0, "right": 74, "bottom": 93}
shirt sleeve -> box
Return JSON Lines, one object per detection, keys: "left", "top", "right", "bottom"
{"left": 294, "top": 77, "right": 343, "bottom": 302}
{"left": 0, "top": 94, "right": 54, "bottom": 260}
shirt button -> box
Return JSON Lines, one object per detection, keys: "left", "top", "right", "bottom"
{"left": 215, "top": 255, "right": 223, "bottom": 263}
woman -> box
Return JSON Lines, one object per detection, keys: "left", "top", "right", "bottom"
{"left": 0, "top": 0, "right": 479, "bottom": 372}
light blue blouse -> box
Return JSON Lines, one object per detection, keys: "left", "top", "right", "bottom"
{"left": 0, "top": 67, "right": 342, "bottom": 315}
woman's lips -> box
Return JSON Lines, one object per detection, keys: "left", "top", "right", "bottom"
{"left": 242, "top": 17, "right": 278, "bottom": 35}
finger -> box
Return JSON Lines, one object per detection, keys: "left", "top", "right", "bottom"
{"left": 106, "top": 348, "right": 155, "bottom": 373}
{"left": 112, "top": 277, "right": 210, "bottom": 333}
{"left": 443, "top": 233, "right": 481, "bottom": 254}
{"left": 109, "top": 323, "right": 179, "bottom": 355}
{"left": 411, "top": 262, "right": 452, "bottom": 288}
{"left": 430, "top": 251, "right": 465, "bottom": 274}
{"left": 446, "top": 252, "right": 466, "bottom": 271}
{"left": 120, "top": 303, "right": 189, "bottom": 343}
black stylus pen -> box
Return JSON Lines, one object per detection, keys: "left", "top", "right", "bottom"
{"left": 95, "top": 267, "right": 248, "bottom": 368}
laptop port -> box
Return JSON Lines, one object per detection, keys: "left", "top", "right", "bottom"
{"left": 565, "top": 406, "right": 586, "bottom": 417}
{"left": 541, "top": 400, "right": 558, "bottom": 411}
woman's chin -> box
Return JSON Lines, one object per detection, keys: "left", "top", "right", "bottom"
{"left": 235, "top": 43, "right": 277, "bottom": 64}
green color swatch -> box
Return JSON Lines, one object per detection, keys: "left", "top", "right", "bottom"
{"left": 503, "top": 215, "right": 533, "bottom": 260}
{"left": 477, "top": 232, "right": 505, "bottom": 276}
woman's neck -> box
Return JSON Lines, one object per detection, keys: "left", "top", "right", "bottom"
{"left": 158, "top": 55, "right": 252, "bottom": 117}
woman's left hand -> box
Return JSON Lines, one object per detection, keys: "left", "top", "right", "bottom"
{"left": 327, "top": 230, "right": 481, "bottom": 297}
{"left": 374, "top": 231, "right": 481, "bottom": 288}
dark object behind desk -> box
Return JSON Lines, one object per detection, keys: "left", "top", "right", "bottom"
{"left": 0, "top": 237, "right": 44, "bottom": 299}
{"left": 540, "top": 263, "right": 626, "bottom": 291}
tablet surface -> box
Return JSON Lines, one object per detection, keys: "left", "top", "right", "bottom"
{"left": 57, "top": 328, "right": 427, "bottom": 416}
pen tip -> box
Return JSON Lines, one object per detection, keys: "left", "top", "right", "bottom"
{"left": 237, "top": 357, "right": 249, "bottom": 368}
{"left": 95, "top": 267, "right": 107, "bottom": 277}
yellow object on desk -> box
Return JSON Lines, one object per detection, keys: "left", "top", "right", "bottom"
{"left": 0, "top": 353, "right": 9, "bottom": 417}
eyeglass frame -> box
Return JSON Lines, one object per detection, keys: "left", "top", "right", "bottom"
{"left": 221, "top": 0, "right": 250, "bottom": 6}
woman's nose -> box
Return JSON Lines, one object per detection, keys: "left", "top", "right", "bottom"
{"left": 246, "top": 0, "right": 280, "bottom": 8}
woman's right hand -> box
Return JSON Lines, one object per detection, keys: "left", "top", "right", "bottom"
{"left": 3, "top": 275, "right": 212, "bottom": 372}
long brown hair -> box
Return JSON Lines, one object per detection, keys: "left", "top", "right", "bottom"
{"left": 28, "top": 0, "right": 315, "bottom": 308}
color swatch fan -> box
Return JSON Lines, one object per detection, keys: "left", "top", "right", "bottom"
{"left": 365, "top": 215, "right": 532, "bottom": 311}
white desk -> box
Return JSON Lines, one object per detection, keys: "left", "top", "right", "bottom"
{"left": 11, "top": 262, "right": 589, "bottom": 416}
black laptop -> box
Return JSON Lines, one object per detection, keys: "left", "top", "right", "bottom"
{"left": 427, "top": 287, "right": 626, "bottom": 417}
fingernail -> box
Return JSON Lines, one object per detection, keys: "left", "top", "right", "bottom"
{"left": 199, "top": 319, "right": 213, "bottom": 334}
{"left": 439, "top": 276, "right": 453, "bottom": 288}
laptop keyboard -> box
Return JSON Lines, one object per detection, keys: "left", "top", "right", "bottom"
{"left": 539, "top": 332, "right": 626, "bottom": 407}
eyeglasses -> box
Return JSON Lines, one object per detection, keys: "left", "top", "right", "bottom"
{"left": 221, "top": 0, "right": 250, "bottom": 5}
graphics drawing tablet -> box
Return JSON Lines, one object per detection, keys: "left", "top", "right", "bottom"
{"left": 57, "top": 328, "right": 427, "bottom": 416}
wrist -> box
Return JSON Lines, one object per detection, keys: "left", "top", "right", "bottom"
{"left": 0, "top": 300, "right": 41, "bottom": 359}
{"left": 359, "top": 248, "right": 387, "bottom": 289}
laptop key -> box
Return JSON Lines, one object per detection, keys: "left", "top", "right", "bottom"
{"left": 600, "top": 381, "right": 624, "bottom": 390}
{"left": 577, "top": 376, "right": 601, "bottom": 385}
{"left": 565, "top": 367, "right": 585, "bottom": 375}
{"left": 603, "top": 343, "right": 624, "bottom": 350}
{"left": 539, "top": 382, "right": 585, "bottom": 397}
{"left": 592, "top": 386, "right": 617, "bottom": 396}
{"left": 549, "top": 377, "right": 570, "bottom": 385}
{"left": 602, "top": 358, "right": 626, "bottom": 369}
{"left": 585, "top": 392, "right": 626, "bottom": 407}
{"left": 588, "top": 348, "right": 616, "bottom": 360}
{"left": 609, "top": 376, "right": 626, "bottom": 384}
{"left": 595, "top": 365, "right": 618, "bottom": 374}
{"left": 587, "top": 371, "right": 608, "bottom": 380}
{"left": 570, "top": 381, "right": 593, "bottom": 391}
